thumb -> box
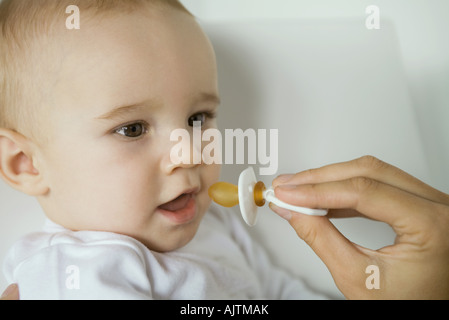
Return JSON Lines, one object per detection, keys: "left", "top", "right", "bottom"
{"left": 270, "top": 203, "right": 375, "bottom": 298}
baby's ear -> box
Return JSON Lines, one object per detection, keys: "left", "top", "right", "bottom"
{"left": 0, "top": 129, "right": 49, "bottom": 196}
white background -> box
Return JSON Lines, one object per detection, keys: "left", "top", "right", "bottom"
{"left": 1, "top": 0, "right": 448, "bottom": 298}
{"left": 181, "top": 0, "right": 449, "bottom": 193}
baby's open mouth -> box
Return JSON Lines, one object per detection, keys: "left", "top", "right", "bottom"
{"left": 158, "top": 193, "right": 193, "bottom": 212}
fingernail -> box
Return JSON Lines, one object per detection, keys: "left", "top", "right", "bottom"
{"left": 269, "top": 203, "right": 292, "bottom": 221}
{"left": 1, "top": 284, "right": 18, "bottom": 298}
{"left": 276, "top": 174, "right": 294, "bottom": 183}
{"left": 277, "top": 184, "right": 297, "bottom": 190}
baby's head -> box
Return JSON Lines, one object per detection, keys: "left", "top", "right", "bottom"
{"left": 0, "top": 0, "right": 221, "bottom": 252}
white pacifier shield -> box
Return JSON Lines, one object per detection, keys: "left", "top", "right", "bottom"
{"left": 237, "top": 167, "right": 328, "bottom": 226}
{"left": 238, "top": 167, "right": 259, "bottom": 226}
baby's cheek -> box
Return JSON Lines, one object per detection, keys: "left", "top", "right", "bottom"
{"left": 204, "top": 163, "right": 221, "bottom": 184}
{"left": 199, "top": 164, "right": 221, "bottom": 211}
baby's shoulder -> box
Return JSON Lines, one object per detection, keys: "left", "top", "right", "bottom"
{"left": 5, "top": 221, "right": 147, "bottom": 269}
{"left": 3, "top": 222, "right": 157, "bottom": 299}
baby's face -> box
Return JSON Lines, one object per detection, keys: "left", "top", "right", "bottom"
{"left": 35, "top": 8, "right": 221, "bottom": 251}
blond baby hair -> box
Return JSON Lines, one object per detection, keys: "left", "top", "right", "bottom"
{"left": 0, "top": 0, "right": 191, "bottom": 142}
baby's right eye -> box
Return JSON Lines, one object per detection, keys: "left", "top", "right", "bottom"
{"left": 114, "top": 122, "right": 149, "bottom": 139}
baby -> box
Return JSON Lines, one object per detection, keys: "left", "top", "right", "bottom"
{"left": 0, "top": 0, "right": 324, "bottom": 299}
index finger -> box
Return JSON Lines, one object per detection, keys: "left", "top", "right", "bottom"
{"left": 274, "top": 177, "right": 440, "bottom": 235}
{"left": 274, "top": 156, "right": 449, "bottom": 206}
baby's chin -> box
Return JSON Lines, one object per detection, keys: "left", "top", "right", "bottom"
{"left": 142, "top": 198, "right": 212, "bottom": 252}
{"left": 138, "top": 231, "right": 198, "bottom": 253}
{"left": 133, "top": 220, "right": 203, "bottom": 253}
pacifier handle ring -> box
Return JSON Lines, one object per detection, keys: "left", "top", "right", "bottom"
{"left": 263, "top": 188, "right": 328, "bottom": 216}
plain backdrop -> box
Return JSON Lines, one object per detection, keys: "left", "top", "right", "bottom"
{"left": 1, "top": 0, "right": 448, "bottom": 299}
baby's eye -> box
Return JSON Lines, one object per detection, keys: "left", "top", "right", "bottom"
{"left": 188, "top": 112, "right": 216, "bottom": 127}
{"left": 114, "top": 122, "right": 148, "bottom": 139}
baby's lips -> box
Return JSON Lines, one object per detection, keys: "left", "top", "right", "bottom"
{"left": 158, "top": 193, "right": 192, "bottom": 212}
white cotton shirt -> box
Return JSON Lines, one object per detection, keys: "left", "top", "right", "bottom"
{"left": 3, "top": 204, "right": 326, "bottom": 300}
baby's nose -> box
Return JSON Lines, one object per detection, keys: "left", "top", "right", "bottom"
{"left": 161, "top": 128, "right": 201, "bottom": 174}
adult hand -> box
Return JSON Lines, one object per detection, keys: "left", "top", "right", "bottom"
{"left": 271, "top": 156, "right": 449, "bottom": 299}
{"left": 1, "top": 284, "right": 19, "bottom": 300}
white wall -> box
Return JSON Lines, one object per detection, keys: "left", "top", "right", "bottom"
{"left": 181, "top": 0, "right": 449, "bottom": 193}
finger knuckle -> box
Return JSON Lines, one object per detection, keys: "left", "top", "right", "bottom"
{"left": 291, "top": 218, "right": 318, "bottom": 247}
{"left": 310, "top": 183, "right": 326, "bottom": 205}
{"left": 357, "top": 155, "right": 388, "bottom": 173}
{"left": 300, "top": 226, "right": 318, "bottom": 247}
{"left": 350, "top": 176, "right": 377, "bottom": 194}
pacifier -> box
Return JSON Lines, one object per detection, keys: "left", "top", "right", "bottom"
{"left": 208, "top": 167, "right": 328, "bottom": 226}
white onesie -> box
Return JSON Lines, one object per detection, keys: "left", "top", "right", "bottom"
{"left": 3, "top": 204, "right": 325, "bottom": 300}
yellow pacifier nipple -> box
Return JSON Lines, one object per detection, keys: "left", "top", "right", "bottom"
{"left": 208, "top": 181, "right": 267, "bottom": 208}
{"left": 208, "top": 182, "right": 239, "bottom": 208}
{"left": 209, "top": 167, "right": 328, "bottom": 227}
